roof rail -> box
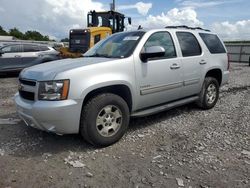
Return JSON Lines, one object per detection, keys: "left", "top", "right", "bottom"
{"left": 165, "top": 25, "right": 210, "bottom": 32}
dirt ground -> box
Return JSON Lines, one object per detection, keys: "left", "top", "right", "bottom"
{"left": 0, "top": 63, "right": 249, "bottom": 188}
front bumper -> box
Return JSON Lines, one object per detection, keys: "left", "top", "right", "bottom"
{"left": 14, "top": 93, "right": 83, "bottom": 134}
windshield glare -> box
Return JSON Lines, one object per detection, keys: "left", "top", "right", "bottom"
{"left": 84, "top": 31, "right": 145, "bottom": 58}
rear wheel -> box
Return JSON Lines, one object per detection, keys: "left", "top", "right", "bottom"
{"left": 197, "top": 77, "right": 219, "bottom": 109}
{"left": 80, "top": 93, "right": 130, "bottom": 147}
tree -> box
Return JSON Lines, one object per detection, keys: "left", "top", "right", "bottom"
{"left": 61, "top": 38, "right": 69, "bottom": 42}
{"left": 0, "top": 26, "right": 8, "bottom": 36}
{"left": 25, "top": 31, "right": 44, "bottom": 41}
{"left": 9, "top": 28, "right": 24, "bottom": 39}
{"left": 1, "top": 27, "right": 53, "bottom": 41}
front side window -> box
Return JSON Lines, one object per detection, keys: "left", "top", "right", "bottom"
{"left": 144, "top": 31, "right": 176, "bottom": 60}
{"left": 176, "top": 32, "right": 202, "bottom": 57}
{"left": 84, "top": 31, "right": 145, "bottom": 58}
{"left": 1, "top": 44, "right": 22, "bottom": 53}
{"left": 199, "top": 33, "right": 226, "bottom": 54}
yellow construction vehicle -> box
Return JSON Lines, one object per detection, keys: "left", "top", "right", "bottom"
{"left": 60, "top": 9, "right": 131, "bottom": 58}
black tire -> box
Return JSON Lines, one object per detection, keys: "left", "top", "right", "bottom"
{"left": 80, "top": 93, "right": 130, "bottom": 147}
{"left": 196, "top": 77, "right": 219, "bottom": 109}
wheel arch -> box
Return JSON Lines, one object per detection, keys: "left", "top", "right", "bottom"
{"left": 82, "top": 84, "right": 133, "bottom": 112}
{"left": 205, "top": 68, "right": 222, "bottom": 86}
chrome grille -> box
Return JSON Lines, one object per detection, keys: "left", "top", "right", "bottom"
{"left": 18, "top": 79, "right": 37, "bottom": 101}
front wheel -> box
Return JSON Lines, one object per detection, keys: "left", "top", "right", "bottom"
{"left": 80, "top": 93, "right": 130, "bottom": 147}
{"left": 196, "top": 77, "right": 219, "bottom": 109}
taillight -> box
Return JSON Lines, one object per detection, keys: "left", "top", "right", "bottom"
{"left": 227, "top": 53, "right": 230, "bottom": 70}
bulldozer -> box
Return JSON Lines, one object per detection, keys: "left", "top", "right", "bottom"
{"left": 60, "top": 9, "right": 131, "bottom": 58}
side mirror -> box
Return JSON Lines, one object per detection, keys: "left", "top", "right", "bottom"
{"left": 140, "top": 46, "right": 165, "bottom": 62}
{"left": 128, "top": 17, "right": 132, "bottom": 25}
{"left": 0, "top": 50, "right": 3, "bottom": 57}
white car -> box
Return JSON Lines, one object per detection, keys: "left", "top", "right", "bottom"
{"left": 0, "top": 43, "right": 60, "bottom": 73}
{"left": 15, "top": 26, "right": 229, "bottom": 146}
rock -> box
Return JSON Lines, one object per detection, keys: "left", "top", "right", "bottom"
{"left": 243, "top": 180, "right": 248, "bottom": 184}
{"left": 138, "top": 134, "right": 145, "bottom": 138}
{"left": 0, "top": 149, "right": 5, "bottom": 156}
{"left": 225, "top": 140, "right": 231, "bottom": 145}
{"left": 65, "top": 159, "right": 86, "bottom": 168}
{"left": 42, "top": 153, "right": 52, "bottom": 158}
{"left": 176, "top": 178, "right": 184, "bottom": 187}
{"left": 241, "top": 150, "right": 250, "bottom": 157}
{"left": 244, "top": 160, "right": 250, "bottom": 165}
{"left": 153, "top": 155, "right": 162, "bottom": 160}
{"left": 158, "top": 148, "right": 164, "bottom": 151}
{"left": 160, "top": 171, "right": 164, "bottom": 175}
{"left": 86, "top": 172, "right": 93, "bottom": 177}
{"left": 157, "top": 164, "right": 163, "bottom": 169}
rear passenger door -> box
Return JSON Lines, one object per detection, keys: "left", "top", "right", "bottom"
{"left": 176, "top": 32, "right": 204, "bottom": 98}
{"left": 21, "top": 44, "right": 40, "bottom": 68}
{"left": 135, "top": 31, "right": 182, "bottom": 109}
{"left": 0, "top": 44, "right": 23, "bottom": 71}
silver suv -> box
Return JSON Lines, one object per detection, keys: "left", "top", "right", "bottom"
{"left": 0, "top": 43, "right": 60, "bottom": 73}
{"left": 14, "top": 26, "right": 229, "bottom": 146}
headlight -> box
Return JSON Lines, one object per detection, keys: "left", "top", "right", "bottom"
{"left": 38, "top": 80, "right": 70, "bottom": 100}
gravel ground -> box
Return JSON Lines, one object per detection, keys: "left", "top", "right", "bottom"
{"left": 0, "top": 63, "right": 249, "bottom": 188}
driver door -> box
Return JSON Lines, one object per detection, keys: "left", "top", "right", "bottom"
{"left": 135, "top": 31, "right": 183, "bottom": 109}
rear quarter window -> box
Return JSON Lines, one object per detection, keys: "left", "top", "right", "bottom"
{"left": 176, "top": 32, "right": 202, "bottom": 57}
{"left": 199, "top": 33, "right": 226, "bottom": 54}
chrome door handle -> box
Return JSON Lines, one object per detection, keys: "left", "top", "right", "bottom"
{"left": 15, "top": 55, "right": 21, "bottom": 58}
{"left": 199, "top": 60, "right": 207, "bottom": 65}
{"left": 170, "top": 63, "right": 180, "bottom": 69}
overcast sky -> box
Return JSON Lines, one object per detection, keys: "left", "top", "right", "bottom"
{"left": 0, "top": 0, "right": 250, "bottom": 40}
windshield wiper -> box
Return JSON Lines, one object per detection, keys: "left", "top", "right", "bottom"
{"left": 83, "top": 53, "right": 110, "bottom": 58}
{"left": 83, "top": 53, "right": 122, "bottom": 58}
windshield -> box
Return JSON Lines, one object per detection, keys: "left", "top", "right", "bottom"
{"left": 84, "top": 31, "right": 145, "bottom": 58}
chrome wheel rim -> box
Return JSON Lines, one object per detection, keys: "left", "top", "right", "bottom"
{"left": 206, "top": 84, "right": 217, "bottom": 104}
{"left": 96, "top": 105, "right": 122, "bottom": 137}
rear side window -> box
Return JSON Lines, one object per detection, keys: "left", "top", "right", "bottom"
{"left": 23, "top": 45, "right": 40, "bottom": 52}
{"left": 199, "top": 33, "right": 226, "bottom": 54}
{"left": 40, "top": 46, "right": 50, "bottom": 51}
{"left": 176, "top": 32, "right": 201, "bottom": 57}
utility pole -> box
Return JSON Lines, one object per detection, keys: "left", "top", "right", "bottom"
{"left": 113, "top": 0, "right": 115, "bottom": 10}
{"left": 110, "top": 0, "right": 115, "bottom": 11}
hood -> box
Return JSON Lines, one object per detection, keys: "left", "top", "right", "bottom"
{"left": 20, "top": 57, "right": 114, "bottom": 81}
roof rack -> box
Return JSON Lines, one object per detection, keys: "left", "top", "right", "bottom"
{"left": 165, "top": 25, "right": 210, "bottom": 32}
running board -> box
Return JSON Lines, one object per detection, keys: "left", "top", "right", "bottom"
{"left": 131, "top": 96, "right": 199, "bottom": 117}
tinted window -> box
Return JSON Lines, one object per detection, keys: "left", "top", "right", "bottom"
{"left": 144, "top": 32, "right": 176, "bottom": 59}
{"left": 94, "top": 34, "right": 101, "bottom": 44}
{"left": 1, "top": 44, "right": 22, "bottom": 53}
{"left": 199, "top": 33, "right": 226, "bottom": 54}
{"left": 176, "top": 32, "right": 201, "bottom": 57}
{"left": 23, "top": 44, "right": 40, "bottom": 52}
{"left": 40, "top": 46, "right": 50, "bottom": 51}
